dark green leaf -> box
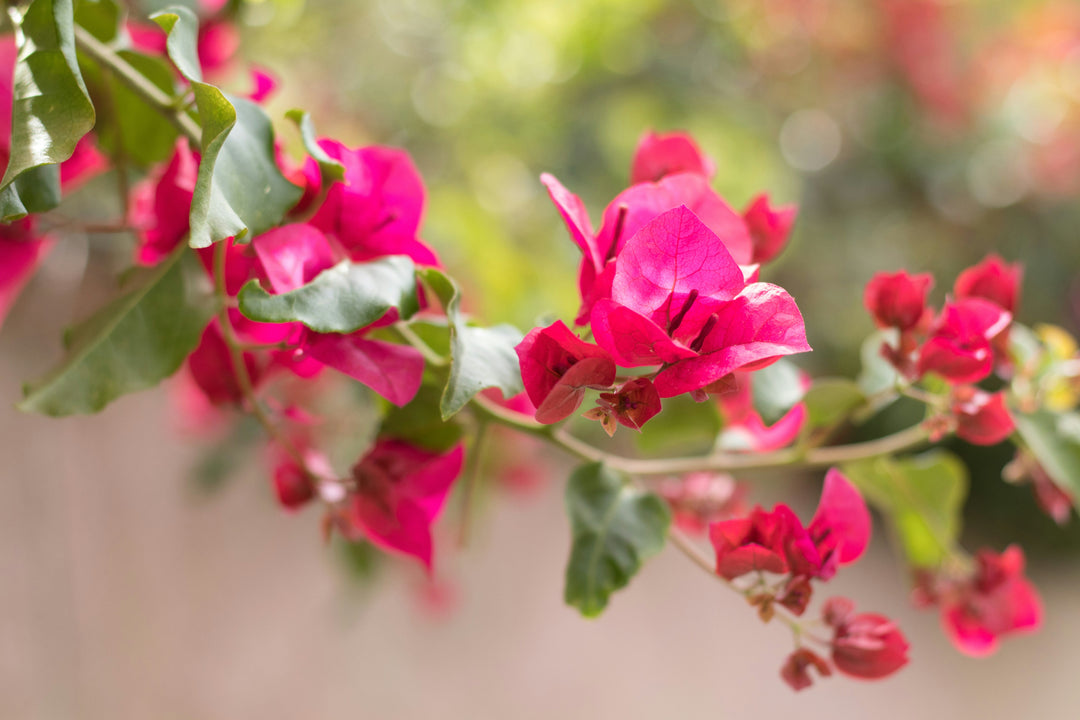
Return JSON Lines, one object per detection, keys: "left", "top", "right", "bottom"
{"left": 0, "top": 0, "right": 95, "bottom": 219}
{"left": 286, "top": 109, "right": 345, "bottom": 182}
{"left": 843, "top": 450, "right": 967, "bottom": 568}
{"left": 1014, "top": 410, "right": 1080, "bottom": 499}
{"left": 238, "top": 256, "right": 419, "bottom": 333}
{"left": 803, "top": 378, "right": 865, "bottom": 429}
{"left": 751, "top": 358, "right": 805, "bottom": 425}
{"left": 564, "top": 462, "right": 670, "bottom": 617}
{"left": 418, "top": 268, "right": 524, "bottom": 420}
{"left": 19, "top": 246, "right": 215, "bottom": 416}
{"left": 152, "top": 7, "right": 301, "bottom": 247}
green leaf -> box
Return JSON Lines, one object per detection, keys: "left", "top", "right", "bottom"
{"left": 286, "top": 109, "right": 345, "bottom": 182}
{"left": 18, "top": 247, "right": 215, "bottom": 416}
{"left": 418, "top": 268, "right": 524, "bottom": 420}
{"left": 1014, "top": 410, "right": 1080, "bottom": 499}
{"left": 843, "top": 450, "right": 968, "bottom": 568}
{"left": 803, "top": 378, "right": 865, "bottom": 429}
{"left": 564, "top": 462, "right": 670, "bottom": 617}
{"left": 238, "top": 256, "right": 420, "bottom": 333}
{"left": 151, "top": 6, "right": 301, "bottom": 247}
{"left": 751, "top": 358, "right": 805, "bottom": 425}
{"left": 0, "top": 0, "right": 96, "bottom": 219}
{"left": 74, "top": 0, "right": 124, "bottom": 43}
{"left": 377, "top": 383, "right": 464, "bottom": 453}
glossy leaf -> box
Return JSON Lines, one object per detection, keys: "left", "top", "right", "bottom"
{"left": 803, "top": 378, "right": 865, "bottom": 429}
{"left": 751, "top": 357, "right": 805, "bottom": 425}
{"left": 152, "top": 7, "right": 301, "bottom": 247}
{"left": 564, "top": 462, "right": 670, "bottom": 617}
{"left": 286, "top": 109, "right": 345, "bottom": 182}
{"left": 1013, "top": 410, "right": 1080, "bottom": 499}
{"left": 843, "top": 451, "right": 967, "bottom": 568}
{"left": 0, "top": 0, "right": 95, "bottom": 219}
{"left": 19, "top": 246, "right": 215, "bottom": 416}
{"left": 419, "top": 268, "right": 524, "bottom": 420}
{"left": 74, "top": 0, "right": 124, "bottom": 43}
{"left": 238, "top": 255, "right": 419, "bottom": 333}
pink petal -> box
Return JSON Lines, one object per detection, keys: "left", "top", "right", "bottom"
{"left": 612, "top": 206, "right": 745, "bottom": 325}
{"left": 304, "top": 334, "right": 423, "bottom": 406}
{"left": 247, "top": 67, "right": 279, "bottom": 104}
{"left": 590, "top": 299, "right": 697, "bottom": 367}
{"left": 630, "top": 129, "right": 716, "bottom": 184}
{"left": 540, "top": 172, "right": 599, "bottom": 272}
{"left": 252, "top": 223, "right": 336, "bottom": 293}
{"left": 809, "top": 468, "right": 871, "bottom": 565}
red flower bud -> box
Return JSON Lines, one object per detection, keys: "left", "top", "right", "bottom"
{"left": 954, "top": 254, "right": 1022, "bottom": 315}
{"left": 781, "top": 648, "right": 832, "bottom": 691}
{"left": 742, "top": 193, "right": 797, "bottom": 265}
{"left": 831, "top": 610, "right": 910, "bottom": 680}
{"left": 917, "top": 298, "right": 1011, "bottom": 384}
{"left": 864, "top": 270, "right": 933, "bottom": 331}
{"left": 630, "top": 129, "right": 716, "bottom": 184}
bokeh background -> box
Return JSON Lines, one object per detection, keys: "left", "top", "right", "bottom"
{"left": 4, "top": 0, "right": 1080, "bottom": 717}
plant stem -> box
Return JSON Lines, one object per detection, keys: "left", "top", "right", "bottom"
{"left": 212, "top": 241, "right": 311, "bottom": 476}
{"left": 73, "top": 25, "right": 202, "bottom": 146}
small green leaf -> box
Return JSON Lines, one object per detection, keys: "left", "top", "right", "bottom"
{"left": 0, "top": 0, "right": 96, "bottom": 219}
{"left": 152, "top": 6, "right": 301, "bottom": 247}
{"left": 803, "top": 378, "right": 865, "bottom": 429}
{"left": 19, "top": 246, "right": 215, "bottom": 416}
{"left": 238, "top": 256, "right": 420, "bottom": 333}
{"left": 751, "top": 358, "right": 805, "bottom": 425}
{"left": 843, "top": 450, "right": 967, "bottom": 568}
{"left": 564, "top": 462, "right": 670, "bottom": 617}
{"left": 418, "top": 268, "right": 524, "bottom": 420}
{"left": 286, "top": 109, "right": 345, "bottom": 182}
{"left": 1014, "top": 410, "right": 1080, "bottom": 499}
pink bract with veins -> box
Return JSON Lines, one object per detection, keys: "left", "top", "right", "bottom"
{"left": 589, "top": 206, "right": 810, "bottom": 398}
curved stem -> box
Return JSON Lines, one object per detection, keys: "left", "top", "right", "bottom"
{"left": 73, "top": 25, "right": 202, "bottom": 146}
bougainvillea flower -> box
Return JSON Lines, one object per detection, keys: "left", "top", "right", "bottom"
{"left": 709, "top": 468, "right": 869, "bottom": 581}
{"left": 660, "top": 472, "right": 747, "bottom": 534}
{"left": 917, "top": 298, "right": 1011, "bottom": 384}
{"left": 0, "top": 220, "right": 53, "bottom": 331}
{"left": 247, "top": 67, "right": 279, "bottom": 104}
{"left": 954, "top": 254, "right": 1022, "bottom": 315}
{"left": 59, "top": 136, "right": 108, "bottom": 192}
{"left": 630, "top": 129, "right": 716, "bottom": 184}
{"left": 780, "top": 648, "right": 832, "bottom": 692}
{"left": 742, "top": 194, "right": 797, "bottom": 265}
{"left": 131, "top": 138, "right": 198, "bottom": 266}
{"left": 249, "top": 224, "right": 425, "bottom": 406}
{"left": 863, "top": 270, "right": 933, "bottom": 331}
{"left": 940, "top": 545, "right": 1042, "bottom": 657}
{"left": 951, "top": 386, "right": 1014, "bottom": 446}
{"left": 306, "top": 140, "right": 440, "bottom": 267}
{"left": 349, "top": 439, "right": 465, "bottom": 569}
{"left": 717, "top": 371, "right": 809, "bottom": 452}
{"left": 541, "top": 172, "right": 754, "bottom": 323}
{"left": 826, "top": 600, "right": 910, "bottom": 680}
{"left": 588, "top": 206, "right": 809, "bottom": 397}
{"left": 515, "top": 320, "right": 616, "bottom": 423}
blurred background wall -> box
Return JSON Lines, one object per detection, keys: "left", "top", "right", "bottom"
{"left": 4, "top": 0, "right": 1080, "bottom": 716}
